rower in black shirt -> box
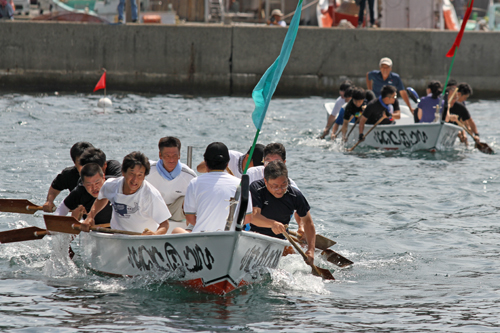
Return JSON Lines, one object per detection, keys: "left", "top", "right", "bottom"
{"left": 250, "top": 160, "right": 316, "bottom": 265}
{"left": 54, "top": 163, "right": 113, "bottom": 225}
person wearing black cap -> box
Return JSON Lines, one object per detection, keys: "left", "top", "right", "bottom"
{"left": 196, "top": 144, "right": 265, "bottom": 179}
{"left": 173, "top": 142, "right": 253, "bottom": 234}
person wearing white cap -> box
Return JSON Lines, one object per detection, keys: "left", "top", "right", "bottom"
{"left": 267, "top": 9, "right": 286, "bottom": 27}
{"left": 366, "top": 57, "right": 413, "bottom": 114}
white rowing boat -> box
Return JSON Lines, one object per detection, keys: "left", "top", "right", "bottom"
{"left": 344, "top": 106, "right": 462, "bottom": 151}
{"left": 78, "top": 229, "right": 288, "bottom": 295}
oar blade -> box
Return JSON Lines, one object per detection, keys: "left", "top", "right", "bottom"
{"left": 0, "top": 226, "right": 47, "bottom": 243}
{"left": 476, "top": 142, "right": 494, "bottom": 154}
{"left": 321, "top": 249, "right": 354, "bottom": 268}
{"left": 0, "top": 199, "right": 40, "bottom": 214}
{"left": 311, "top": 265, "right": 335, "bottom": 280}
{"left": 315, "top": 234, "right": 336, "bottom": 250}
{"left": 44, "top": 215, "right": 81, "bottom": 235}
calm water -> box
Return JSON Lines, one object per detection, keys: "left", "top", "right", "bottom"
{"left": 0, "top": 93, "right": 499, "bottom": 332}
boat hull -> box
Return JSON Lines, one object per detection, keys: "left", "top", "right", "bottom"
{"left": 346, "top": 122, "right": 462, "bottom": 151}
{"left": 79, "top": 230, "right": 288, "bottom": 295}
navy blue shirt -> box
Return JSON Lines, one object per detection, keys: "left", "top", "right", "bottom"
{"left": 250, "top": 179, "right": 310, "bottom": 239}
{"left": 368, "top": 70, "right": 405, "bottom": 97}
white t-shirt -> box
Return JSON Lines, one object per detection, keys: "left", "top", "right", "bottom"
{"left": 247, "top": 165, "right": 299, "bottom": 189}
{"left": 147, "top": 161, "right": 197, "bottom": 205}
{"left": 227, "top": 150, "right": 245, "bottom": 178}
{"left": 331, "top": 96, "right": 346, "bottom": 117}
{"left": 98, "top": 177, "right": 172, "bottom": 233}
{"left": 184, "top": 171, "right": 252, "bottom": 233}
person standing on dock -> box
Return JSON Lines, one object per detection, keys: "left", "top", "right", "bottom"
{"left": 147, "top": 136, "right": 197, "bottom": 222}
{"left": 366, "top": 57, "right": 413, "bottom": 114}
{"left": 117, "top": 0, "right": 138, "bottom": 23}
{"left": 250, "top": 160, "right": 316, "bottom": 265}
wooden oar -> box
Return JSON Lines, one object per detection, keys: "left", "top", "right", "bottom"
{"left": 289, "top": 234, "right": 353, "bottom": 267}
{"left": 44, "top": 215, "right": 141, "bottom": 236}
{"left": 345, "top": 116, "right": 361, "bottom": 141}
{"left": 282, "top": 231, "right": 335, "bottom": 280}
{"left": 455, "top": 119, "right": 494, "bottom": 154}
{"left": 320, "top": 249, "right": 353, "bottom": 268}
{"left": 347, "top": 115, "right": 386, "bottom": 152}
{"left": 0, "top": 226, "right": 48, "bottom": 243}
{"left": 0, "top": 199, "right": 54, "bottom": 214}
{"left": 288, "top": 230, "right": 336, "bottom": 250}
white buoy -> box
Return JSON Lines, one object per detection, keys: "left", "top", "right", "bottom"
{"left": 97, "top": 97, "right": 112, "bottom": 108}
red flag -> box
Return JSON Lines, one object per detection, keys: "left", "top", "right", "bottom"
{"left": 446, "top": 0, "right": 474, "bottom": 57}
{"left": 93, "top": 72, "right": 106, "bottom": 92}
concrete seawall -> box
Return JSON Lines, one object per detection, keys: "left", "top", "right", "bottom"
{"left": 0, "top": 21, "right": 498, "bottom": 97}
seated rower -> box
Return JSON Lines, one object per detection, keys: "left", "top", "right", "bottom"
{"left": 79, "top": 147, "right": 122, "bottom": 178}
{"left": 82, "top": 151, "right": 171, "bottom": 235}
{"left": 43, "top": 141, "right": 93, "bottom": 212}
{"left": 320, "top": 80, "right": 353, "bottom": 139}
{"left": 329, "top": 86, "right": 353, "bottom": 140}
{"left": 147, "top": 136, "right": 197, "bottom": 222}
{"left": 173, "top": 142, "right": 252, "bottom": 234}
{"left": 54, "top": 163, "right": 113, "bottom": 224}
{"left": 358, "top": 85, "right": 400, "bottom": 140}
{"left": 416, "top": 81, "right": 444, "bottom": 123}
{"left": 196, "top": 144, "right": 264, "bottom": 178}
{"left": 250, "top": 161, "right": 316, "bottom": 265}
{"left": 339, "top": 87, "right": 367, "bottom": 141}
{"left": 454, "top": 82, "right": 480, "bottom": 144}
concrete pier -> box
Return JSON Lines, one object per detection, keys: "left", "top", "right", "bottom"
{"left": 0, "top": 21, "right": 498, "bottom": 97}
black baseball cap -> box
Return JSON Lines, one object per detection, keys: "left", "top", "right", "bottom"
{"left": 248, "top": 144, "right": 265, "bottom": 167}
{"left": 204, "top": 142, "right": 230, "bottom": 164}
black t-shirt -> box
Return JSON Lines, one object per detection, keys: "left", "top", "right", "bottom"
{"left": 249, "top": 179, "right": 310, "bottom": 239}
{"left": 105, "top": 160, "right": 122, "bottom": 177}
{"left": 50, "top": 160, "right": 121, "bottom": 192}
{"left": 63, "top": 181, "right": 113, "bottom": 225}
{"left": 343, "top": 99, "right": 365, "bottom": 121}
{"left": 361, "top": 98, "right": 399, "bottom": 125}
{"left": 450, "top": 102, "right": 471, "bottom": 121}
{"left": 51, "top": 166, "right": 80, "bottom": 192}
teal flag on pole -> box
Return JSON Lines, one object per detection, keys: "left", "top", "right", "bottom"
{"left": 252, "top": 0, "right": 304, "bottom": 130}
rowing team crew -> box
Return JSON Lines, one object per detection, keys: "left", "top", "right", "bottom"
{"left": 320, "top": 55, "right": 480, "bottom": 145}
{"left": 45, "top": 140, "right": 317, "bottom": 265}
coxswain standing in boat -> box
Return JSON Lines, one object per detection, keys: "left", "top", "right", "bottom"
{"left": 320, "top": 80, "right": 353, "bottom": 139}
{"left": 54, "top": 163, "right": 113, "bottom": 224}
{"left": 172, "top": 142, "right": 253, "bottom": 234}
{"left": 147, "top": 137, "right": 197, "bottom": 223}
{"left": 358, "top": 85, "right": 400, "bottom": 140}
{"left": 250, "top": 161, "right": 316, "bottom": 265}
{"left": 339, "top": 87, "right": 367, "bottom": 141}
{"left": 196, "top": 144, "right": 265, "bottom": 178}
{"left": 42, "top": 142, "right": 94, "bottom": 212}
{"left": 366, "top": 57, "right": 413, "bottom": 114}
{"left": 82, "top": 151, "right": 171, "bottom": 235}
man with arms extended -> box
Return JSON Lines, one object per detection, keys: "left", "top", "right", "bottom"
{"left": 366, "top": 57, "right": 413, "bottom": 114}
{"left": 54, "top": 163, "right": 113, "bottom": 225}
{"left": 197, "top": 144, "right": 264, "bottom": 179}
{"left": 320, "top": 80, "right": 353, "bottom": 139}
{"left": 250, "top": 161, "right": 316, "bottom": 265}
{"left": 82, "top": 151, "right": 170, "bottom": 235}
{"left": 358, "top": 85, "right": 400, "bottom": 140}
{"left": 147, "top": 136, "right": 197, "bottom": 222}
{"left": 43, "top": 141, "right": 94, "bottom": 212}
{"left": 172, "top": 142, "right": 252, "bottom": 234}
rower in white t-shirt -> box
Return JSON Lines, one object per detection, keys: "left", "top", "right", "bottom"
{"left": 146, "top": 136, "right": 197, "bottom": 222}
{"left": 82, "top": 151, "right": 171, "bottom": 235}
{"left": 196, "top": 144, "right": 264, "bottom": 178}
{"left": 173, "top": 142, "right": 253, "bottom": 234}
